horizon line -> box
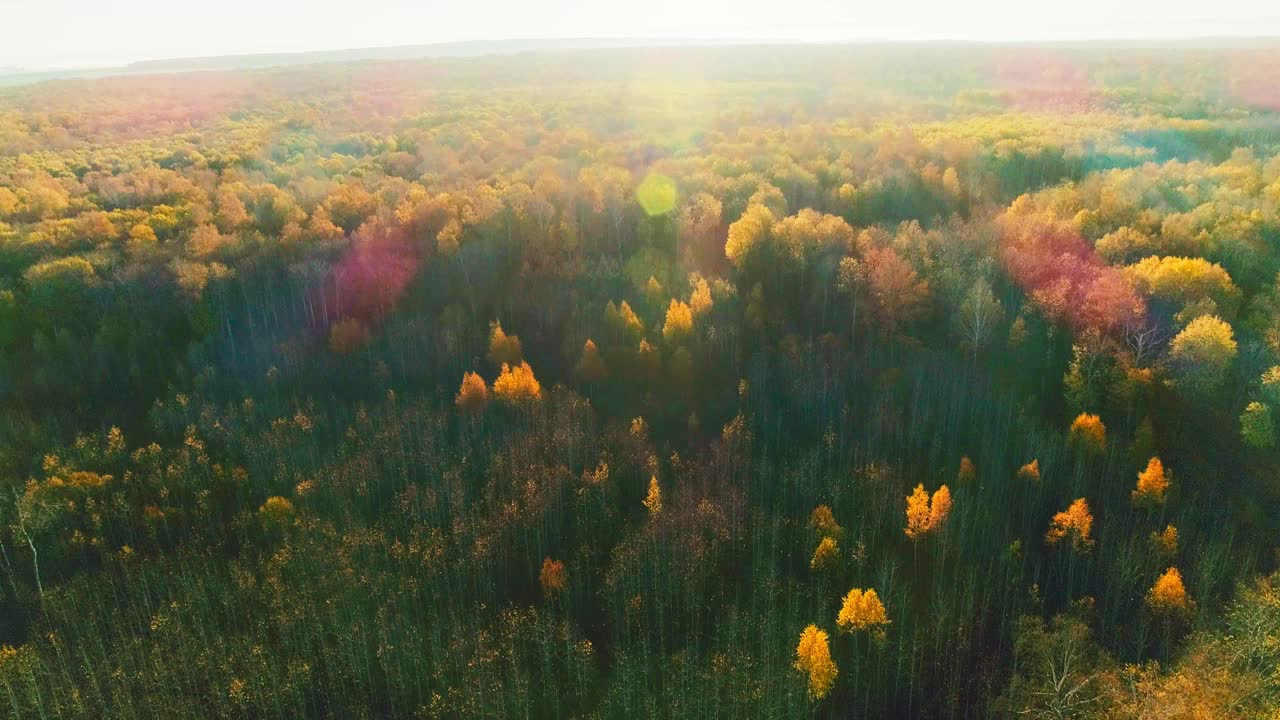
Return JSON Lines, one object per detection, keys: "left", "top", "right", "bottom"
{"left": 6, "top": 32, "right": 1280, "bottom": 75}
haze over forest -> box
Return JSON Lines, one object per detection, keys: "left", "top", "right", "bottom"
{"left": 0, "top": 29, "right": 1279, "bottom": 719}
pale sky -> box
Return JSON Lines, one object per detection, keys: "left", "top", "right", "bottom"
{"left": 3, "top": 0, "right": 1280, "bottom": 69}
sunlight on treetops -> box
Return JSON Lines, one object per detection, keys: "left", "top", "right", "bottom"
{"left": 635, "top": 173, "right": 677, "bottom": 216}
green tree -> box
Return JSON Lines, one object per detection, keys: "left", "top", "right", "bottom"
{"left": 1168, "top": 315, "right": 1237, "bottom": 395}
{"left": 1240, "top": 402, "right": 1275, "bottom": 448}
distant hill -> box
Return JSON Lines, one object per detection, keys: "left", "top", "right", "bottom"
{"left": 2, "top": 35, "right": 1277, "bottom": 88}
{"left": 0, "top": 37, "right": 732, "bottom": 87}
{"left": 124, "top": 38, "right": 718, "bottom": 72}
{"left": 0, "top": 67, "right": 134, "bottom": 87}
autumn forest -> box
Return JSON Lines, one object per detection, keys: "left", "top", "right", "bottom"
{"left": 1, "top": 42, "right": 1280, "bottom": 717}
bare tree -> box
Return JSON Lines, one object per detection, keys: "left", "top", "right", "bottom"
{"left": 955, "top": 278, "right": 1004, "bottom": 363}
{"left": 1123, "top": 320, "right": 1167, "bottom": 368}
{"left": 13, "top": 491, "right": 42, "bottom": 600}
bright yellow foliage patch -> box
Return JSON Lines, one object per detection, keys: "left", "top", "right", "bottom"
{"left": 662, "top": 300, "right": 694, "bottom": 344}
{"left": 1069, "top": 414, "right": 1107, "bottom": 453}
{"left": 905, "top": 484, "right": 931, "bottom": 540}
{"left": 1147, "top": 567, "right": 1192, "bottom": 616}
{"left": 1046, "top": 498, "right": 1094, "bottom": 552}
{"left": 905, "top": 484, "right": 952, "bottom": 540}
{"left": 794, "top": 625, "right": 837, "bottom": 700}
{"left": 492, "top": 362, "right": 542, "bottom": 406}
{"left": 836, "top": 588, "right": 890, "bottom": 636}
{"left": 455, "top": 371, "right": 489, "bottom": 414}
{"left": 1132, "top": 456, "right": 1170, "bottom": 507}
{"left": 724, "top": 203, "right": 775, "bottom": 269}
{"left": 928, "top": 485, "right": 952, "bottom": 532}
{"left": 643, "top": 476, "right": 662, "bottom": 516}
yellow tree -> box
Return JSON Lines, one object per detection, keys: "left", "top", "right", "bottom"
{"left": 905, "top": 484, "right": 952, "bottom": 539}
{"left": 128, "top": 222, "right": 158, "bottom": 247}
{"left": 645, "top": 276, "right": 664, "bottom": 310}
{"left": 436, "top": 218, "right": 462, "bottom": 255}
{"left": 1168, "top": 315, "right": 1237, "bottom": 395}
{"left": 1017, "top": 459, "right": 1040, "bottom": 482}
{"left": 605, "top": 300, "right": 644, "bottom": 340}
{"left": 1263, "top": 366, "right": 1280, "bottom": 405}
{"left": 188, "top": 223, "right": 229, "bottom": 259}
{"left": 725, "top": 203, "right": 775, "bottom": 271}
{"left": 306, "top": 206, "right": 344, "bottom": 242}
{"left": 540, "top": 557, "right": 567, "bottom": 600}
{"left": 1069, "top": 414, "right": 1107, "bottom": 454}
{"left": 957, "top": 456, "right": 977, "bottom": 484}
{"left": 643, "top": 476, "right": 662, "bottom": 516}
{"left": 1095, "top": 226, "right": 1157, "bottom": 263}
{"left": 455, "top": 371, "right": 489, "bottom": 414}
{"left": 810, "top": 505, "right": 842, "bottom": 539}
{"left": 259, "top": 496, "right": 295, "bottom": 532}
{"left": 810, "top": 536, "right": 839, "bottom": 572}
{"left": 689, "top": 275, "right": 713, "bottom": 317}
{"left": 487, "top": 321, "right": 523, "bottom": 368}
{"left": 1132, "top": 457, "right": 1170, "bottom": 507}
{"left": 0, "top": 187, "right": 18, "bottom": 219}
{"left": 794, "top": 625, "right": 837, "bottom": 700}
{"left": 1146, "top": 567, "right": 1192, "bottom": 617}
{"left": 492, "top": 362, "right": 542, "bottom": 407}
{"left": 1124, "top": 256, "right": 1240, "bottom": 316}
{"left": 836, "top": 588, "right": 890, "bottom": 638}
{"left": 771, "top": 208, "right": 855, "bottom": 265}
{"left": 905, "top": 484, "right": 932, "bottom": 540}
{"left": 662, "top": 300, "right": 694, "bottom": 344}
{"left": 1046, "top": 498, "right": 1094, "bottom": 552}
{"left": 322, "top": 182, "right": 378, "bottom": 233}
{"left": 215, "top": 188, "right": 250, "bottom": 232}
{"left": 1151, "top": 524, "right": 1179, "bottom": 560}
{"left": 928, "top": 485, "right": 953, "bottom": 532}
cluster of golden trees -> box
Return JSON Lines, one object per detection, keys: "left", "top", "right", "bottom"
{"left": 794, "top": 586, "right": 891, "bottom": 700}
{"left": 904, "top": 484, "right": 952, "bottom": 540}
{"left": 455, "top": 323, "right": 545, "bottom": 412}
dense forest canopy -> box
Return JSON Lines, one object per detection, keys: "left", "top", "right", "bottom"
{"left": 1, "top": 42, "right": 1280, "bottom": 717}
